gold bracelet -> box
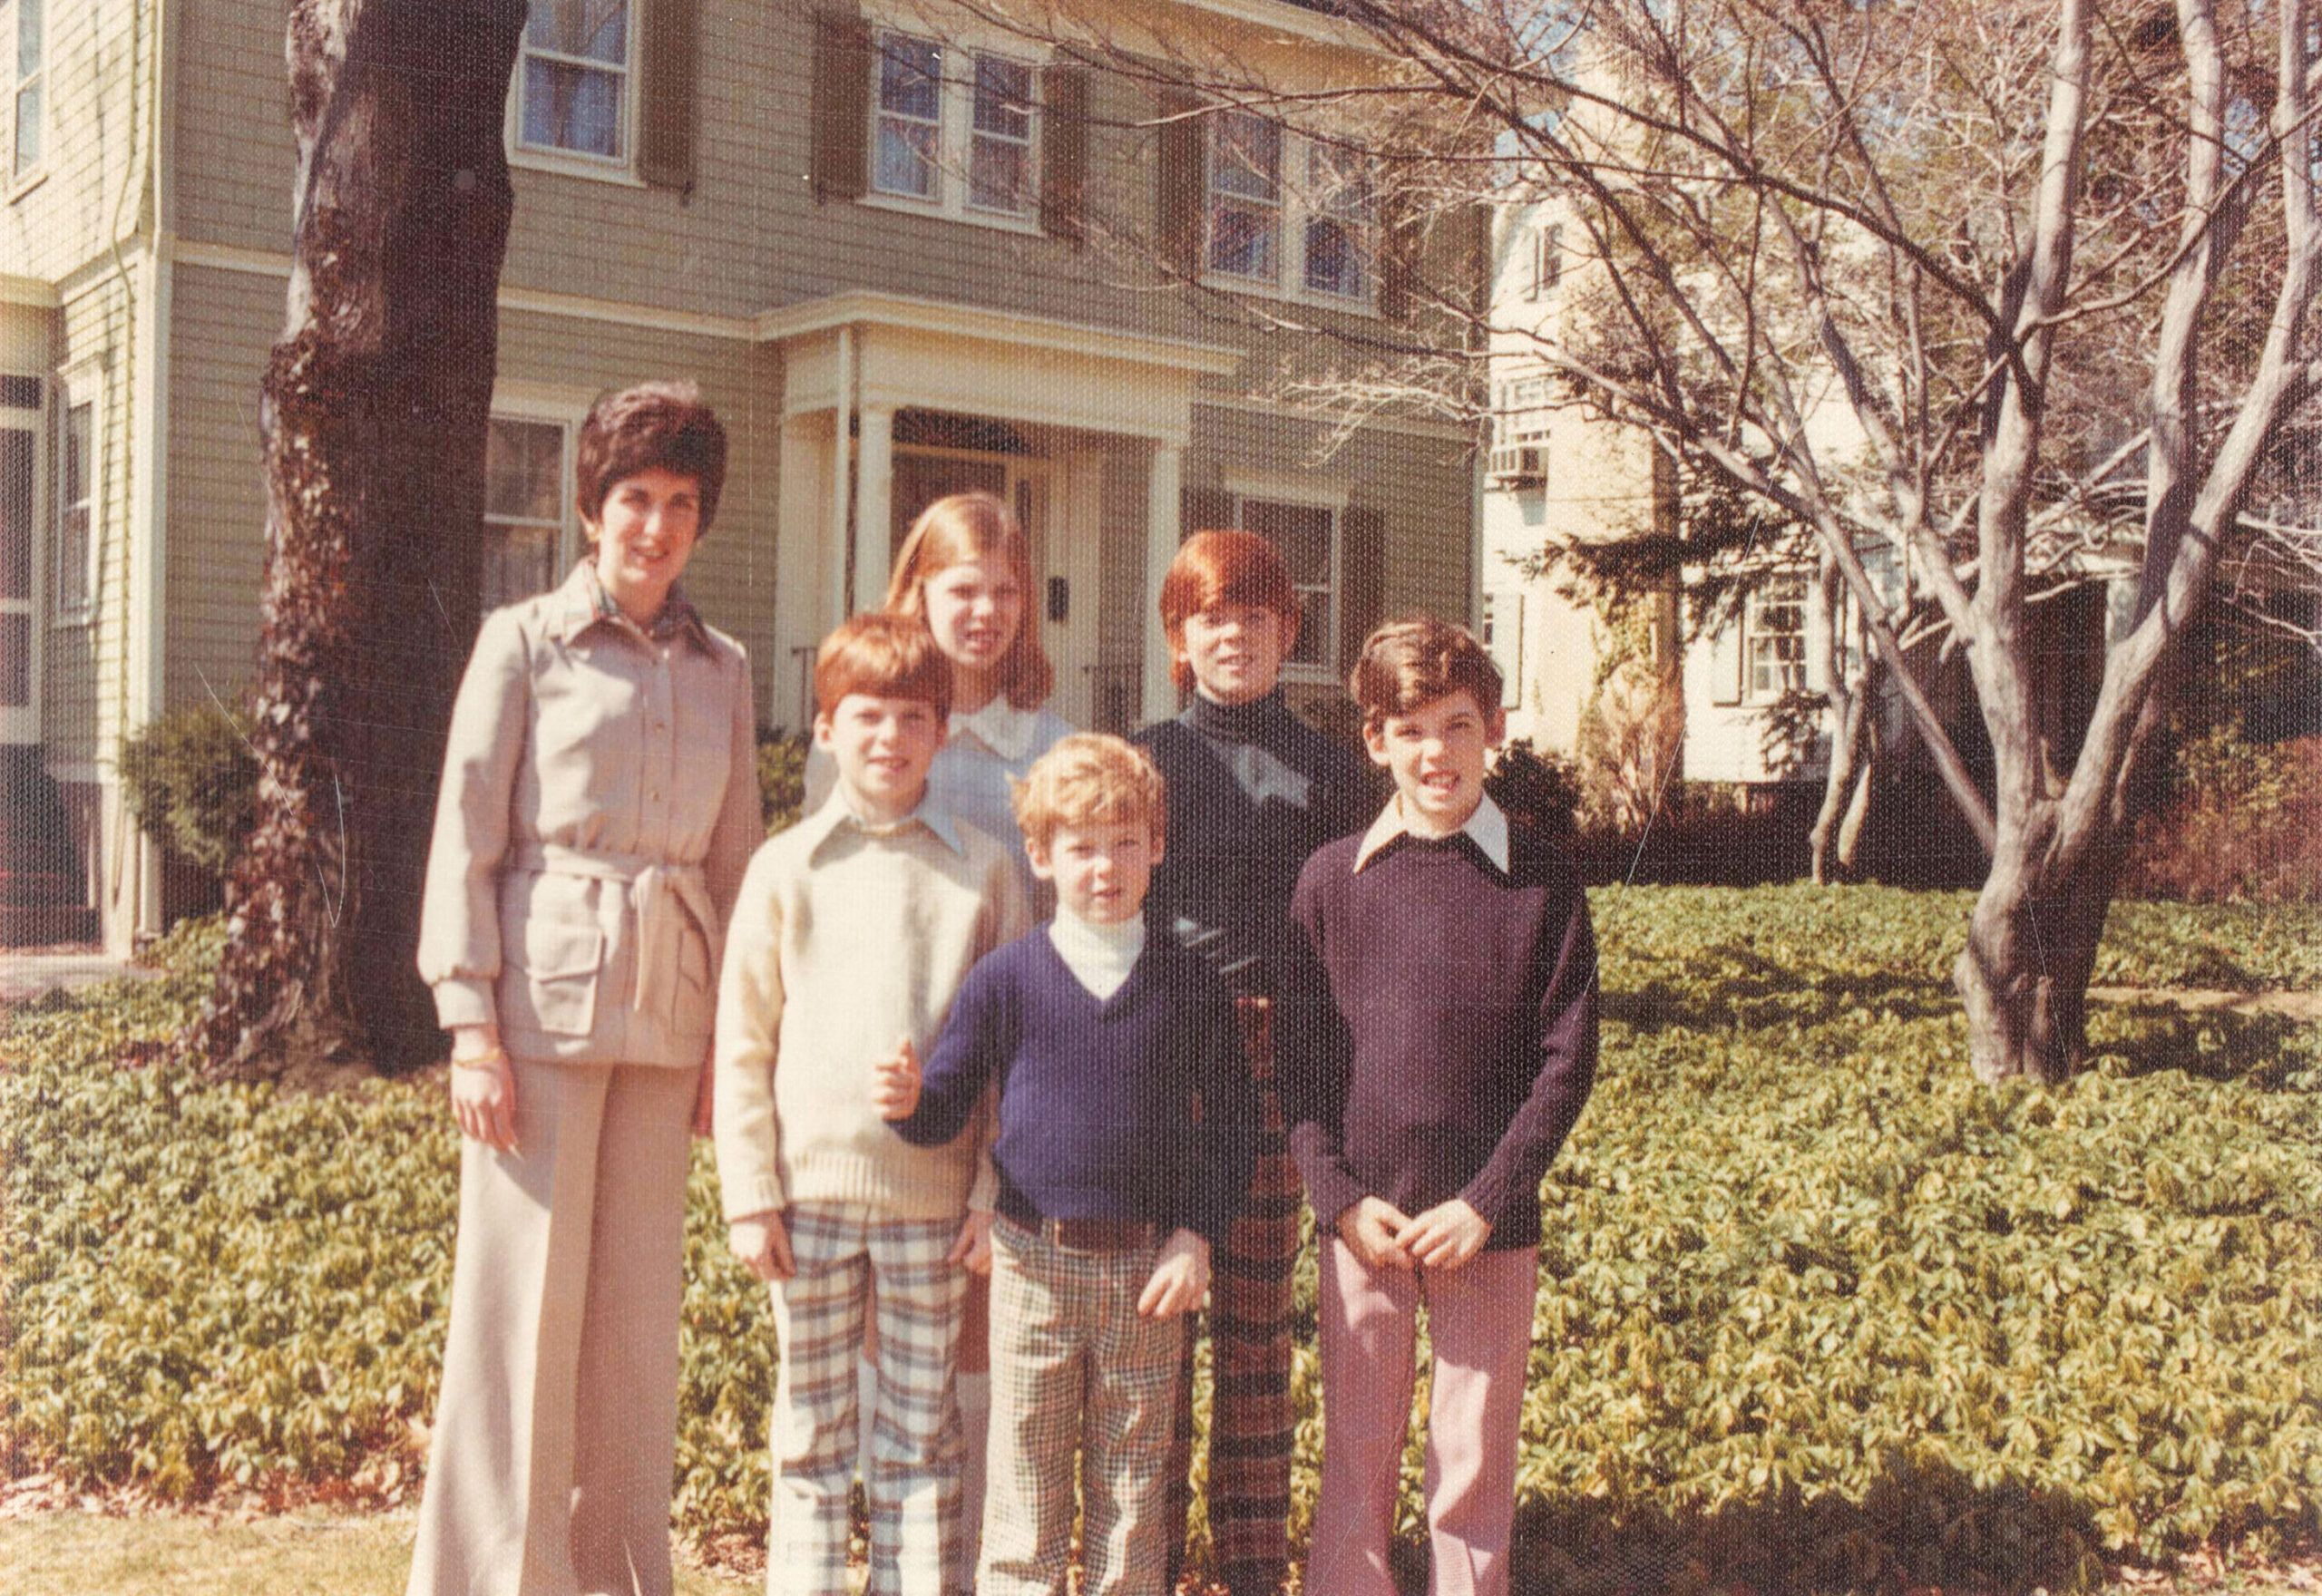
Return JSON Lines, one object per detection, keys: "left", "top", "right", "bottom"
{"left": 451, "top": 1045, "right": 509, "bottom": 1072}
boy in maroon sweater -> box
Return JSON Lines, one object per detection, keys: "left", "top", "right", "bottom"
{"left": 1282, "top": 617, "right": 1598, "bottom": 1596}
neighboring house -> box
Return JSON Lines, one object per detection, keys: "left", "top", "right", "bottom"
{"left": 1480, "top": 194, "right": 1918, "bottom": 796}
{"left": 0, "top": 0, "right": 1478, "bottom": 951}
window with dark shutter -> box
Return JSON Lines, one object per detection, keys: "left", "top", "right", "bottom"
{"left": 810, "top": 10, "right": 873, "bottom": 202}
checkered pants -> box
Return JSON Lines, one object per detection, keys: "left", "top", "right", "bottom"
{"left": 981, "top": 1217, "right": 1186, "bottom": 1596}
{"left": 766, "top": 1202, "right": 968, "bottom": 1596}
{"left": 1166, "top": 996, "right": 1300, "bottom": 1594}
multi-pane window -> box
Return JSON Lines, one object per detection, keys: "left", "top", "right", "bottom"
{"left": 1239, "top": 497, "right": 1336, "bottom": 671}
{"left": 1206, "top": 116, "right": 1375, "bottom": 304}
{"left": 482, "top": 418, "right": 568, "bottom": 611}
{"left": 13, "top": 0, "right": 42, "bottom": 180}
{"left": 517, "top": 0, "right": 630, "bottom": 162}
{"left": 54, "top": 400, "right": 90, "bottom": 620}
{"left": 1745, "top": 572, "right": 1808, "bottom": 700}
{"left": 1302, "top": 141, "right": 1372, "bottom": 299}
{"left": 969, "top": 57, "right": 1034, "bottom": 213}
{"left": 874, "top": 34, "right": 942, "bottom": 199}
{"left": 1207, "top": 112, "right": 1283, "bottom": 281}
{"left": 871, "top": 33, "right": 1039, "bottom": 220}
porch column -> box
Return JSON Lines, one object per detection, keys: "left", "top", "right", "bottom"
{"left": 775, "top": 413, "right": 832, "bottom": 732}
{"left": 1142, "top": 441, "right": 1183, "bottom": 725}
{"left": 852, "top": 403, "right": 896, "bottom": 613}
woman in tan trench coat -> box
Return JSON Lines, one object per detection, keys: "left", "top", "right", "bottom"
{"left": 407, "top": 382, "right": 761, "bottom": 1596}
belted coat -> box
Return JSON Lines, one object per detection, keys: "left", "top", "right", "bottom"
{"left": 417, "top": 561, "right": 761, "bottom": 1066}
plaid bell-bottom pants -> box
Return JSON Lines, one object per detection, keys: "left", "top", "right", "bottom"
{"left": 766, "top": 1202, "right": 967, "bottom": 1596}
{"left": 980, "top": 1216, "right": 1186, "bottom": 1596}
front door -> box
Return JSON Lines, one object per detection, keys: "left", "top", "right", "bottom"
{"left": 889, "top": 446, "right": 1066, "bottom": 695}
{"left": 0, "top": 382, "right": 40, "bottom": 746}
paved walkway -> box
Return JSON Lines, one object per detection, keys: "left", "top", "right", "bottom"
{"left": 0, "top": 948, "right": 161, "bottom": 1007}
{"left": 2088, "top": 985, "right": 2322, "bottom": 1023}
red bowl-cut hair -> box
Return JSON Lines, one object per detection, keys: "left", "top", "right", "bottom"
{"left": 1156, "top": 529, "right": 1302, "bottom": 694}
{"left": 884, "top": 491, "right": 1055, "bottom": 710}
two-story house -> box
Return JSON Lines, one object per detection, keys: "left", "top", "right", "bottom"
{"left": 0, "top": 0, "right": 1481, "bottom": 951}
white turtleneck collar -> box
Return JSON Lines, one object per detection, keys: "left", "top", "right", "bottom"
{"left": 1047, "top": 905, "right": 1146, "bottom": 1001}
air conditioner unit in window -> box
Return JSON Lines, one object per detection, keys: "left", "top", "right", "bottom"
{"left": 1488, "top": 443, "right": 1547, "bottom": 487}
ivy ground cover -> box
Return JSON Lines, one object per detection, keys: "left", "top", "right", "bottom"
{"left": 4, "top": 890, "right": 2317, "bottom": 1593}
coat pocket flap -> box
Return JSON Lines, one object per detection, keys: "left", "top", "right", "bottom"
{"left": 519, "top": 922, "right": 605, "bottom": 982}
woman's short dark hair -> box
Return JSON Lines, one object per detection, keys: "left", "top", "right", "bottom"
{"left": 575, "top": 381, "right": 729, "bottom": 532}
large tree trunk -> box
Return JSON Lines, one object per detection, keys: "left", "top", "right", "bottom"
{"left": 1954, "top": 804, "right": 2128, "bottom": 1085}
{"left": 191, "top": 0, "right": 526, "bottom": 1076}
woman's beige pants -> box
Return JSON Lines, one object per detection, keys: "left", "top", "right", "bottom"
{"left": 406, "top": 1056, "right": 698, "bottom": 1596}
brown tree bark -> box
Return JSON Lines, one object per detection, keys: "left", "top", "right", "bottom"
{"left": 191, "top": 0, "right": 526, "bottom": 1076}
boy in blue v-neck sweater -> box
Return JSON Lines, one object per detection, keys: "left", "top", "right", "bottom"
{"left": 880, "top": 734, "right": 1254, "bottom": 1596}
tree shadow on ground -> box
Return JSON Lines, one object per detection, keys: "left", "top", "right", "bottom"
{"left": 1604, "top": 942, "right": 1959, "bottom": 1034}
{"left": 2090, "top": 1005, "right": 2317, "bottom": 1092}
{"left": 1396, "top": 1454, "right": 2104, "bottom": 1595}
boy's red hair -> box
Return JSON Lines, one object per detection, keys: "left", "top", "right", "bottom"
{"left": 814, "top": 612, "right": 953, "bottom": 723}
{"left": 885, "top": 491, "right": 1055, "bottom": 709}
{"left": 1156, "top": 529, "right": 1302, "bottom": 695}
{"left": 1348, "top": 617, "right": 1504, "bottom": 733}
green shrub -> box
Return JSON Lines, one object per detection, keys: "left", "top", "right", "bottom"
{"left": 119, "top": 704, "right": 259, "bottom": 874}
{"left": 5, "top": 893, "right": 2318, "bottom": 1591}
{"left": 756, "top": 730, "right": 808, "bottom": 837}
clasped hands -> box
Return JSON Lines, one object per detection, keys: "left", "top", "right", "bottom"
{"left": 855, "top": 1035, "right": 1211, "bottom": 1318}
{"left": 1336, "top": 1193, "right": 1490, "bottom": 1272}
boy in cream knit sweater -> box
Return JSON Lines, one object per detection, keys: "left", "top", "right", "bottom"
{"left": 715, "top": 612, "right": 1029, "bottom": 1596}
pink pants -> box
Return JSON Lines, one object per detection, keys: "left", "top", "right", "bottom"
{"left": 1310, "top": 1238, "right": 1537, "bottom": 1596}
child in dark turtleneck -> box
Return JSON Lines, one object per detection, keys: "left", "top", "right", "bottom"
{"left": 1129, "top": 530, "right": 1372, "bottom": 1596}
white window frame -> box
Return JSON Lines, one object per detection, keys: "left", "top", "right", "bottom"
{"left": 478, "top": 389, "right": 585, "bottom": 608}
{"left": 507, "top": 0, "right": 643, "bottom": 186}
{"left": 1226, "top": 478, "right": 1346, "bottom": 685}
{"left": 1743, "top": 570, "right": 1809, "bottom": 704}
{"left": 11, "top": 0, "right": 44, "bottom": 190}
{"left": 51, "top": 368, "right": 96, "bottom": 629}
{"left": 1526, "top": 221, "right": 1562, "bottom": 300}
{"left": 1205, "top": 116, "right": 1379, "bottom": 314}
{"left": 861, "top": 26, "right": 1044, "bottom": 234}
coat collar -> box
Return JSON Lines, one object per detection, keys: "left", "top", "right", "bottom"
{"left": 548, "top": 560, "right": 713, "bottom": 652}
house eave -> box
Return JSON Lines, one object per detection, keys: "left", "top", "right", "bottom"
{"left": 753, "top": 289, "right": 1244, "bottom": 377}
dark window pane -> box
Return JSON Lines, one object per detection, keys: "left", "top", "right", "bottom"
{"left": 63, "top": 403, "right": 88, "bottom": 501}
{"left": 973, "top": 57, "right": 1030, "bottom": 139}
{"left": 0, "top": 613, "right": 24, "bottom": 706}
{"left": 0, "top": 375, "right": 39, "bottom": 409}
{"left": 879, "top": 35, "right": 941, "bottom": 120}
{"left": 527, "top": 0, "right": 626, "bottom": 64}
{"left": 1244, "top": 499, "right": 1332, "bottom": 583}
{"left": 522, "top": 58, "right": 622, "bottom": 157}
{"left": 0, "top": 428, "right": 28, "bottom": 600}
